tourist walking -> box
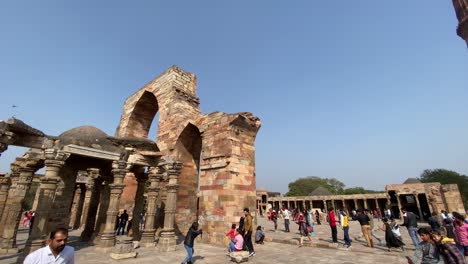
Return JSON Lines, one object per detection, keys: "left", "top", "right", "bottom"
{"left": 24, "top": 227, "right": 75, "bottom": 264}
{"left": 340, "top": 210, "right": 352, "bottom": 248}
{"left": 366, "top": 209, "right": 382, "bottom": 245}
{"left": 298, "top": 212, "right": 311, "bottom": 247}
{"left": 357, "top": 210, "right": 374, "bottom": 248}
{"left": 116, "top": 210, "right": 129, "bottom": 235}
{"left": 271, "top": 210, "right": 278, "bottom": 231}
{"left": 315, "top": 210, "right": 321, "bottom": 225}
{"left": 242, "top": 208, "right": 255, "bottom": 257}
{"left": 328, "top": 207, "right": 338, "bottom": 244}
{"left": 443, "top": 218, "right": 456, "bottom": 240}
{"left": 182, "top": 222, "right": 203, "bottom": 264}
{"left": 380, "top": 218, "right": 405, "bottom": 251}
{"left": 281, "top": 207, "right": 290, "bottom": 232}
{"left": 453, "top": 212, "right": 468, "bottom": 257}
{"left": 401, "top": 208, "right": 420, "bottom": 247}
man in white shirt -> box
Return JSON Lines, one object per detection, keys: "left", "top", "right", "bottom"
{"left": 24, "top": 227, "right": 74, "bottom": 264}
{"left": 281, "top": 207, "right": 290, "bottom": 232}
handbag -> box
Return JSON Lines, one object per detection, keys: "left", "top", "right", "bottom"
{"left": 307, "top": 226, "right": 313, "bottom": 233}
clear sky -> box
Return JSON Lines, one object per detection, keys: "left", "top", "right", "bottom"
{"left": 1, "top": 1, "right": 467, "bottom": 194}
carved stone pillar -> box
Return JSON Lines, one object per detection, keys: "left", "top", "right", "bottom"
{"left": 374, "top": 199, "right": 379, "bottom": 210}
{"left": 0, "top": 161, "right": 36, "bottom": 252}
{"left": 0, "top": 164, "right": 19, "bottom": 236}
{"left": 80, "top": 168, "right": 101, "bottom": 241}
{"left": 0, "top": 177, "right": 11, "bottom": 221}
{"left": 141, "top": 167, "right": 162, "bottom": 246}
{"left": 158, "top": 161, "right": 182, "bottom": 252}
{"left": 94, "top": 180, "right": 110, "bottom": 240}
{"left": 413, "top": 193, "right": 423, "bottom": 220}
{"left": 396, "top": 193, "right": 403, "bottom": 219}
{"left": 99, "top": 161, "right": 127, "bottom": 247}
{"left": 341, "top": 199, "right": 346, "bottom": 211}
{"left": 21, "top": 150, "right": 67, "bottom": 260}
{"left": 80, "top": 174, "right": 93, "bottom": 229}
{"left": 69, "top": 185, "right": 84, "bottom": 229}
{"left": 131, "top": 172, "right": 148, "bottom": 240}
{"left": 353, "top": 199, "right": 358, "bottom": 210}
{"left": 363, "top": 199, "right": 369, "bottom": 210}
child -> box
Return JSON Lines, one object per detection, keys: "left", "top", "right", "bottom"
{"left": 229, "top": 228, "right": 244, "bottom": 253}
{"left": 182, "top": 222, "right": 203, "bottom": 264}
{"left": 431, "top": 230, "right": 465, "bottom": 264}
{"left": 225, "top": 224, "right": 236, "bottom": 251}
{"left": 255, "top": 226, "right": 265, "bottom": 244}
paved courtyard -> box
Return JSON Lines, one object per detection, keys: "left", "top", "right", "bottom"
{"left": 0, "top": 217, "right": 419, "bottom": 264}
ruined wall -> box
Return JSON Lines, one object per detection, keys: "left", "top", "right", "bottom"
{"left": 116, "top": 66, "right": 260, "bottom": 239}
{"left": 452, "top": 0, "right": 468, "bottom": 44}
{"left": 442, "top": 184, "right": 465, "bottom": 213}
{"left": 197, "top": 112, "right": 260, "bottom": 245}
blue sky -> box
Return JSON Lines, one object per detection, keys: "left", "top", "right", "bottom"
{"left": 1, "top": 1, "right": 467, "bottom": 194}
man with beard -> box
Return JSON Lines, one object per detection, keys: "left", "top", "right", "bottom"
{"left": 24, "top": 227, "right": 74, "bottom": 263}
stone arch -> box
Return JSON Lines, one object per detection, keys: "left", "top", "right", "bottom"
{"left": 117, "top": 90, "right": 159, "bottom": 139}
{"left": 173, "top": 123, "right": 202, "bottom": 234}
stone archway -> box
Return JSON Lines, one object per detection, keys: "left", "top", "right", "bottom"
{"left": 120, "top": 90, "right": 159, "bottom": 139}
{"left": 173, "top": 123, "right": 202, "bottom": 234}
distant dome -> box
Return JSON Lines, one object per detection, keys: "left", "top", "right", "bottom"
{"left": 309, "top": 186, "right": 332, "bottom": 196}
{"left": 58, "top": 126, "right": 120, "bottom": 152}
{"left": 403, "top": 178, "right": 421, "bottom": 184}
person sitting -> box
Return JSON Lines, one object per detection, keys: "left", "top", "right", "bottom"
{"left": 255, "top": 226, "right": 265, "bottom": 244}
{"left": 229, "top": 228, "right": 244, "bottom": 253}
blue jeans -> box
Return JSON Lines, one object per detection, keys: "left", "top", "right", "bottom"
{"left": 183, "top": 244, "right": 193, "bottom": 263}
{"left": 456, "top": 244, "right": 468, "bottom": 256}
{"left": 229, "top": 241, "right": 235, "bottom": 252}
{"left": 408, "top": 227, "right": 420, "bottom": 247}
{"left": 284, "top": 219, "right": 290, "bottom": 232}
{"left": 343, "top": 226, "right": 351, "bottom": 246}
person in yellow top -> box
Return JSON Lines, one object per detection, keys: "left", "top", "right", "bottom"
{"left": 339, "top": 209, "right": 352, "bottom": 248}
{"left": 242, "top": 208, "right": 255, "bottom": 257}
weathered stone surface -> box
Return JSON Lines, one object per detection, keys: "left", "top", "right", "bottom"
{"left": 109, "top": 236, "right": 137, "bottom": 260}
{"left": 229, "top": 251, "right": 249, "bottom": 263}
{"left": 452, "top": 0, "right": 468, "bottom": 44}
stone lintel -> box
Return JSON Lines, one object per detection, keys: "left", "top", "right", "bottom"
{"left": 63, "top": 144, "right": 121, "bottom": 161}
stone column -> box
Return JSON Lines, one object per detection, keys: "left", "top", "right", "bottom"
{"left": 413, "top": 193, "right": 423, "bottom": 219}
{"left": 94, "top": 181, "right": 110, "bottom": 240}
{"left": 322, "top": 200, "right": 327, "bottom": 211}
{"left": 141, "top": 167, "right": 162, "bottom": 246}
{"left": 353, "top": 199, "right": 358, "bottom": 210}
{"left": 131, "top": 172, "right": 148, "bottom": 240}
{"left": 69, "top": 185, "right": 83, "bottom": 229}
{"left": 0, "top": 177, "right": 11, "bottom": 221}
{"left": 0, "top": 161, "right": 36, "bottom": 252}
{"left": 374, "top": 199, "right": 379, "bottom": 210}
{"left": 80, "top": 168, "right": 101, "bottom": 241}
{"left": 0, "top": 164, "right": 19, "bottom": 236}
{"left": 80, "top": 175, "right": 93, "bottom": 229}
{"left": 99, "top": 161, "right": 127, "bottom": 247}
{"left": 341, "top": 199, "right": 346, "bottom": 211}
{"left": 364, "top": 199, "right": 369, "bottom": 210}
{"left": 21, "top": 152, "right": 65, "bottom": 259}
{"left": 396, "top": 193, "right": 403, "bottom": 219}
{"left": 158, "top": 161, "right": 182, "bottom": 252}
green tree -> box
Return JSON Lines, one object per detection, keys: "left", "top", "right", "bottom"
{"left": 343, "top": 187, "right": 379, "bottom": 195}
{"left": 418, "top": 169, "right": 468, "bottom": 208}
{"left": 285, "top": 176, "right": 345, "bottom": 196}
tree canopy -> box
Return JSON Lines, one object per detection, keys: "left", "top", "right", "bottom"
{"left": 418, "top": 169, "right": 468, "bottom": 208}
{"left": 285, "top": 176, "right": 377, "bottom": 196}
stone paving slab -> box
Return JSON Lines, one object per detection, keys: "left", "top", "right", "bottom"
{"left": 0, "top": 219, "right": 416, "bottom": 264}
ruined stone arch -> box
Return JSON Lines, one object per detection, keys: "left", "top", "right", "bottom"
{"left": 116, "top": 90, "right": 159, "bottom": 139}
{"left": 173, "top": 122, "right": 202, "bottom": 234}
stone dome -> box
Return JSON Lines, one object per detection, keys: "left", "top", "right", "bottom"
{"left": 403, "top": 178, "right": 421, "bottom": 184}
{"left": 58, "top": 126, "right": 120, "bottom": 152}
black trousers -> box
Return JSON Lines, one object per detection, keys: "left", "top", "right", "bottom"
{"left": 244, "top": 231, "right": 254, "bottom": 253}
{"left": 331, "top": 225, "right": 338, "bottom": 243}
